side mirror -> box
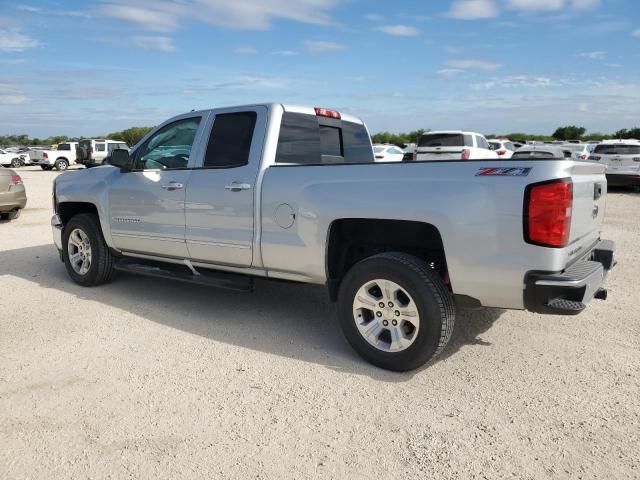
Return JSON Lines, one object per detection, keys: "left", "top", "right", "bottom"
{"left": 110, "top": 149, "right": 131, "bottom": 170}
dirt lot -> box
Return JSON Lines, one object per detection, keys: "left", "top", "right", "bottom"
{"left": 1, "top": 166, "right": 639, "bottom": 479}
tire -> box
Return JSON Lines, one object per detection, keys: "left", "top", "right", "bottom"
{"left": 337, "top": 252, "right": 455, "bottom": 372}
{"left": 55, "top": 159, "right": 69, "bottom": 171}
{"left": 11, "top": 158, "right": 21, "bottom": 168}
{"left": 0, "top": 209, "right": 21, "bottom": 221}
{"left": 41, "top": 165, "right": 52, "bottom": 171}
{"left": 62, "top": 213, "right": 116, "bottom": 286}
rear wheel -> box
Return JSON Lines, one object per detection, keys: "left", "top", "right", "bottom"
{"left": 11, "top": 158, "right": 21, "bottom": 168}
{"left": 338, "top": 252, "right": 455, "bottom": 371}
{"left": 55, "top": 159, "right": 69, "bottom": 171}
{"left": 40, "top": 165, "right": 52, "bottom": 171}
{"left": 62, "top": 214, "right": 116, "bottom": 286}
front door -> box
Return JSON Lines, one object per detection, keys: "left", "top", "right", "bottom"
{"left": 108, "top": 115, "right": 206, "bottom": 258}
{"left": 185, "top": 107, "right": 267, "bottom": 267}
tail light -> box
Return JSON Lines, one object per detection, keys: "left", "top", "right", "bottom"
{"left": 314, "top": 107, "right": 341, "bottom": 120}
{"left": 43, "top": 152, "right": 48, "bottom": 159}
{"left": 460, "top": 149, "right": 471, "bottom": 160}
{"left": 10, "top": 175, "right": 23, "bottom": 185}
{"left": 497, "top": 149, "right": 507, "bottom": 156}
{"left": 524, "top": 179, "right": 573, "bottom": 248}
{"left": 580, "top": 153, "right": 588, "bottom": 160}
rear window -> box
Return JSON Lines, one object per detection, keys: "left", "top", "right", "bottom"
{"left": 512, "top": 151, "right": 558, "bottom": 159}
{"left": 419, "top": 133, "right": 467, "bottom": 148}
{"left": 593, "top": 144, "right": 640, "bottom": 155}
{"left": 275, "top": 112, "right": 372, "bottom": 165}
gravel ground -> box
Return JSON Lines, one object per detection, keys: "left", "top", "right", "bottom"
{"left": 1, "top": 167, "right": 639, "bottom": 479}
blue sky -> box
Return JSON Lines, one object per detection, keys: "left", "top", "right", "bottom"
{"left": 1, "top": 0, "right": 639, "bottom": 137}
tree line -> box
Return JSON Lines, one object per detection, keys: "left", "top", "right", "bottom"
{"left": 2, "top": 125, "right": 639, "bottom": 148}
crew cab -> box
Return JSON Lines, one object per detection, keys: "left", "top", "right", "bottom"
{"left": 51, "top": 104, "right": 615, "bottom": 371}
{"left": 30, "top": 142, "right": 78, "bottom": 171}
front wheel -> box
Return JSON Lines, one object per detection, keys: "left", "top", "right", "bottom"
{"left": 11, "top": 158, "right": 21, "bottom": 168}
{"left": 338, "top": 252, "right": 455, "bottom": 371}
{"left": 62, "top": 214, "right": 116, "bottom": 286}
{"left": 0, "top": 209, "right": 21, "bottom": 221}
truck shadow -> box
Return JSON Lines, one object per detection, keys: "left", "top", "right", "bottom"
{"left": 1, "top": 243, "right": 503, "bottom": 382}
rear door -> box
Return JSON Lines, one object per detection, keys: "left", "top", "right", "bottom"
{"left": 184, "top": 106, "right": 267, "bottom": 267}
{"left": 416, "top": 133, "right": 470, "bottom": 161}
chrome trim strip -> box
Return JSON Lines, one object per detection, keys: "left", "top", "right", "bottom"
{"left": 111, "top": 232, "right": 186, "bottom": 243}
{"left": 186, "top": 239, "right": 250, "bottom": 249}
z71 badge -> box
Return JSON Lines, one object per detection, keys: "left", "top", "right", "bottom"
{"left": 476, "top": 167, "right": 532, "bottom": 177}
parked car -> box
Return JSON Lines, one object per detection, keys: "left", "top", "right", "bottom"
{"left": 76, "top": 139, "right": 129, "bottom": 167}
{"left": 589, "top": 139, "right": 640, "bottom": 187}
{"left": 0, "top": 149, "right": 23, "bottom": 168}
{"left": 512, "top": 146, "right": 573, "bottom": 159}
{"left": 51, "top": 103, "right": 614, "bottom": 371}
{"left": 562, "top": 143, "right": 595, "bottom": 161}
{"left": 415, "top": 131, "right": 499, "bottom": 161}
{"left": 488, "top": 139, "right": 516, "bottom": 159}
{"left": 512, "top": 142, "right": 525, "bottom": 149}
{"left": 373, "top": 144, "right": 404, "bottom": 162}
{"left": 0, "top": 166, "right": 27, "bottom": 220}
{"left": 29, "top": 142, "right": 79, "bottom": 171}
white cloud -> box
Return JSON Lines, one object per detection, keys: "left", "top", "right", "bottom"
{"left": 506, "top": 0, "right": 564, "bottom": 11}
{"left": 437, "top": 68, "right": 465, "bottom": 78}
{"left": 0, "top": 80, "right": 28, "bottom": 105}
{"left": 131, "top": 35, "right": 176, "bottom": 52}
{"left": 447, "top": 0, "right": 500, "bottom": 19}
{"left": 365, "top": 13, "right": 383, "bottom": 22}
{"left": 570, "top": 0, "right": 600, "bottom": 8}
{"left": 446, "top": 59, "right": 502, "bottom": 70}
{"left": 100, "top": 0, "right": 337, "bottom": 31}
{"left": 376, "top": 25, "right": 419, "bottom": 36}
{"left": 271, "top": 50, "right": 298, "bottom": 56}
{"left": 633, "top": 29, "right": 640, "bottom": 37}
{"left": 0, "top": 27, "right": 39, "bottom": 52}
{"left": 304, "top": 40, "right": 344, "bottom": 53}
{"left": 579, "top": 50, "right": 605, "bottom": 60}
{"left": 233, "top": 46, "right": 257, "bottom": 54}
{"left": 473, "top": 75, "right": 558, "bottom": 89}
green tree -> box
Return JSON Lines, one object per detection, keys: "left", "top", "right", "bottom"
{"left": 106, "top": 126, "right": 154, "bottom": 146}
{"left": 552, "top": 126, "right": 586, "bottom": 141}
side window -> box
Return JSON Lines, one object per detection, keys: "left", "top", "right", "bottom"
{"left": 203, "top": 112, "right": 257, "bottom": 168}
{"left": 505, "top": 142, "right": 515, "bottom": 151}
{"left": 58, "top": 143, "right": 70, "bottom": 151}
{"left": 463, "top": 134, "right": 473, "bottom": 147}
{"left": 134, "top": 117, "right": 201, "bottom": 170}
{"left": 95, "top": 143, "right": 106, "bottom": 152}
{"left": 476, "top": 136, "right": 489, "bottom": 149}
{"left": 276, "top": 113, "right": 321, "bottom": 165}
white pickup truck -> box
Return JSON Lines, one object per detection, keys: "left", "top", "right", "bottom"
{"left": 30, "top": 142, "right": 78, "bottom": 171}
{"left": 51, "top": 104, "right": 615, "bottom": 371}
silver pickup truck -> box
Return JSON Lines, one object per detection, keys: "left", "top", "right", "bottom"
{"left": 51, "top": 103, "right": 615, "bottom": 371}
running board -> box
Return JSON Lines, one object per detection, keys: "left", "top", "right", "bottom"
{"left": 114, "top": 258, "right": 253, "bottom": 292}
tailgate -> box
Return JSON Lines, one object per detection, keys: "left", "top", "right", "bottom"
{"left": 30, "top": 150, "right": 44, "bottom": 161}
{"left": 569, "top": 161, "right": 606, "bottom": 254}
{"left": 416, "top": 147, "right": 463, "bottom": 161}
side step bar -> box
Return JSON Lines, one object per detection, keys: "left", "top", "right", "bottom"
{"left": 114, "top": 257, "right": 253, "bottom": 292}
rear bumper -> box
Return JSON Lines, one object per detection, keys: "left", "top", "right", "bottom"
{"left": 524, "top": 239, "right": 615, "bottom": 315}
{"left": 605, "top": 173, "right": 640, "bottom": 186}
{"left": 0, "top": 188, "right": 27, "bottom": 211}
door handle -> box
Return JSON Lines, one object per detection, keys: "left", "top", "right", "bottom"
{"left": 161, "top": 182, "right": 184, "bottom": 191}
{"left": 225, "top": 182, "right": 252, "bottom": 192}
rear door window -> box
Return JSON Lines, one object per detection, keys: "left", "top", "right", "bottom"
{"left": 95, "top": 143, "right": 106, "bottom": 152}
{"left": 203, "top": 111, "right": 257, "bottom": 168}
{"left": 58, "top": 143, "right": 71, "bottom": 151}
{"left": 475, "top": 136, "right": 489, "bottom": 149}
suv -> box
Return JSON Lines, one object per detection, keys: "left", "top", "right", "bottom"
{"left": 488, "top": 139, "right": 516, "bottom": 159}
{"left": 589, "top": 139, "right": 640, "bottom": 186}
{"left": 76, "top": 139, "right": 129, "bottom": 167}
{"left": 416, "top": 131, "right": 498, "bottom": 161}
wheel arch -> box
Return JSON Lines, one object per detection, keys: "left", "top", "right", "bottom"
{"left": 325, "top": 218, "right": 449, "bottom": 301}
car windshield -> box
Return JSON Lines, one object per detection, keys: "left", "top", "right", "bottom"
{"left": 419, "top": 133, "right": 465, "bottom": 147}
{"left": 489, "top": 141, "right": 501, "bottom": 150}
